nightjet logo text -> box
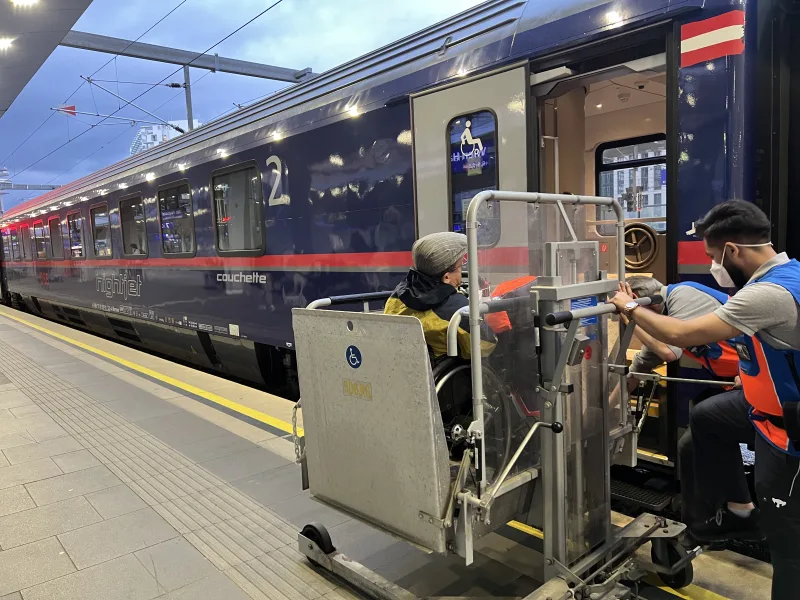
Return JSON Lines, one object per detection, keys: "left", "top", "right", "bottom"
{"left": 96, "top": 273, "right": 143, "bottom": 300}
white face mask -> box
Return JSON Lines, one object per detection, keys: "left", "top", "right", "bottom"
{"left": 710, "top": 242, "right": 773, "bottom": 288}
{"left": 710, "top": 260, "right": 735, "bottom": 288}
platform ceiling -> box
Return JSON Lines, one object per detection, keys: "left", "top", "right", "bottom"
{"left": 0, "top": 0, "right": 93, "bottom": 120}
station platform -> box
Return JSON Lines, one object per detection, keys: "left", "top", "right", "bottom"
{"left": 0, "top": 305, "right": 773, "bottom": 600}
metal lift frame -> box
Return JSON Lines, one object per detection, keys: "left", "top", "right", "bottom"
{"left": 296, "top": 191, "right": 699, "bottom": 600}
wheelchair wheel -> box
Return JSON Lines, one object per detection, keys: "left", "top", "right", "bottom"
{"left": 432, "top": 358, "right": 514, "bottom": 485}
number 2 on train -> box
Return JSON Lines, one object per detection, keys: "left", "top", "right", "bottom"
{"left": 266, "top": 155, "right": 289, "bottom": 206}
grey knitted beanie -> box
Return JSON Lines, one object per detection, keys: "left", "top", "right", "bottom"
{"left": 412, "top": 232, "right": 467, "bottom": 277}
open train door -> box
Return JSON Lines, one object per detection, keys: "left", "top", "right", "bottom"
{"left": 411, "top": 64, "right": 531, "bottom": 252}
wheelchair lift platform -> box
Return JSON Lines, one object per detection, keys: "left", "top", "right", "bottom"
{"left": 291, "top": 191, "right": 700, "bottom": 600}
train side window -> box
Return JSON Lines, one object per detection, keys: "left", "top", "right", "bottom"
{"left": 32, "top": 221, "right": 47, "bottom": 259}
{"left": 9, "top": 228, "right": 21, "bottom": 261}
{"left": 595, "top": 135, "right": 667, "bottom": 235}
{"left": 158, "top": 182, "right": 195, "bottom": 256}
{"left": 212, "top": 163, "right": 264, "bottom": 255}
{"left": 1, "top": 229, "right": 12, "bottom": 261}
{"left": 19, "top": 226, "right": 31, "bottom": 260}
{"left": 67, "top": 212, "right": 85, "bottom": 258}
{"left": 119, "top": 195, "right": 147, "bottom": 257}
{"left": 49, "top": 217, "right": 64, "bottom": 260}
{"left": 448, "top": 111, "right": 500, "bottom": 246}
{"left": 90, "top": 204, "right": 112, "bottom": 258}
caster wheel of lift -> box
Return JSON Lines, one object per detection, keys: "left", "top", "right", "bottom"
{"left": 302, "top": 522, "right": 336, "bottom": 555}
{"left": 651, "top": 538, "right": 694, "bottom": 589}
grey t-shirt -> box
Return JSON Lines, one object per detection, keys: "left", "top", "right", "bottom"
{"left": 715, "top": 253, "right": 800, "bottom": 350}
{"left": 631, "top": 284, "right": 724, "bottom": 373}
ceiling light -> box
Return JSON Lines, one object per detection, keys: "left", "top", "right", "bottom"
{"left": 177, "top": 162, "right": 187, "bottom": 171}
{"left": 0, "top": 38, "right": 14, "bottom": 51}
{"left": 605, "top": 11, "right": 623, "bottom": 27}
{"left": 145, "top": 172, "right": 155, "bottom": 182}
{"left": 596, "top": 104, "right": 603, "bottom": 109}
{"left": 347, "top": 105, "right": 360, "bottom": 118}
{"left": 273, "top": 131, "right": 283, "bottom": 141}
{"left": 11, "top": 0, "right": 39, "bottom": 6}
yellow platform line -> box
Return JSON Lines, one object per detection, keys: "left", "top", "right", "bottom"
{"left": 0, "top": 311, "right": 731, "bottom": 600}
{"left": 645, "top": 575, "right": 730, "bottom": 600}
{"left": 0, "top": 310, "right": 301, "bottom": 436}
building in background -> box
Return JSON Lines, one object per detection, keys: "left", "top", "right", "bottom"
{"left": 129, "top": 120, "right": 202, "bottom": 156}
{"left": 597, "top": 138, "right": 668, "bottom": 232}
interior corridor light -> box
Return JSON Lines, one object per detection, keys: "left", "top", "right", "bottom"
{"left": 0, "top": 38, "right": 14, "bottom": 51}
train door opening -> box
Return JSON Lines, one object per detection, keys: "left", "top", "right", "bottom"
{"left": 533, "top": 53, "right": 673, "bottom": 478}
{"left": 534, "top": 56, "right": 668, "bottom": 284}
{"left": 411, "top": 48, "right": 674, "bottom": 478}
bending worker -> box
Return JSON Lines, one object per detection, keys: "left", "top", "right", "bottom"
{"left": 623, "top": 276, "right": 740, "bottom": 526}
{"left": 384, "top": 231, "right": 495, "bottom": 362}
{"left": 609, "top": 200, "right": 800, "bottom": 599}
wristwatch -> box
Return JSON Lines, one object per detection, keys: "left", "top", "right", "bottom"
{"left": 623, "top": 300, "right": 639, "bottom": 318}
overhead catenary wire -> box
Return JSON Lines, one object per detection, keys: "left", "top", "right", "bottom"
{"left": 44, "top": 70, "right": 213, "bottom": 188}
{"left": 10, "top": 0, "right": 286, "bottom": 181}
{"left": 0, "top": 0, "right": 192, "bottom": 169}
{"left": 88, "top": 79, "right": 185, "bottom": 88}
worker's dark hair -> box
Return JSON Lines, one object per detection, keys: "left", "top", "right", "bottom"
{"left": 694, "top": 200, "right": 771, "bottom": 246}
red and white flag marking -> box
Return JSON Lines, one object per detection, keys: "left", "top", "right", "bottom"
{"left": 681, "top": 10, "right": 745, "bottom": 68}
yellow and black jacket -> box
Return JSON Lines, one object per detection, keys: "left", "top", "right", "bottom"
{"left": 384, "top": 269, "right": 496, "bottom": 361}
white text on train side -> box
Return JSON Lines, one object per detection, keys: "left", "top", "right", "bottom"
{"left": 217, "top": 272, "right": 268, "bottom": 284}
{"left": 95, "top": 273, "right": 143, "bottom": 300}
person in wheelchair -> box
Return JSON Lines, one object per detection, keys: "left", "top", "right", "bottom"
{"left": 384, "top": 231, "right": 496, "bottom": 363}
{"left": 385, "top": 232, "right": 537, "bottom": 469}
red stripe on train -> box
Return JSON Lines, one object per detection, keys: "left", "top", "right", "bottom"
{"left": 8, "top": 247, "right": 532, "bottom": 270}
{"left": 678, "top": 241, "right": 710, "bottom": 265}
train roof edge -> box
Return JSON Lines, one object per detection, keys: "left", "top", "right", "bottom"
{"left": 3, "top": 0, "right": 692, "bottom": 223}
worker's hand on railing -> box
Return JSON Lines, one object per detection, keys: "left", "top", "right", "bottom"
{"left": 545, "top": 294, "right": 663, "bottom": 326}
{"left": 607, "top": 281, "right": 636, "bottom": 313}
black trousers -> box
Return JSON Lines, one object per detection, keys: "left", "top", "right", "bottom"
{"left": 685, "top": 389, "right": 800, "bottom": 599}
{"left": 679, "top": 389, "right": 754, "bottom": 523}
{"left": 754, "top": 434, "right": 800, "bottom": 600}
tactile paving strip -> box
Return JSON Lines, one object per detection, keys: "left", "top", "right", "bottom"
{"left": 0, "top": 336, "right": 359, "bottom": 600}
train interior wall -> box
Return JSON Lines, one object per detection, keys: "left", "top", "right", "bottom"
{"left": 538, "top": 70, "right": 666, "bottom": 351}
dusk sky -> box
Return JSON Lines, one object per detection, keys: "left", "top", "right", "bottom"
{"left": 0, "top": 0, "right": 482, "bottom": 210}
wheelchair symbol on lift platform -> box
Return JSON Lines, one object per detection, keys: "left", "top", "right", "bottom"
{"left": 346, "top": 345, "right": 362, "bottom": 369}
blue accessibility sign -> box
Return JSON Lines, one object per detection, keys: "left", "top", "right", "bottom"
{"left": 346, "top": 345, "right": 362, "bottom": 369}
{"left": 571, "top": 296, "right": 599, "bottom": 326}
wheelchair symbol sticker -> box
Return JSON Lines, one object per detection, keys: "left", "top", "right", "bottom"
{"left": 460, "top": 120, "right": 484, "bottom": 159}
{"left": 346, "top": 345, "right": 362, "bottom": 369}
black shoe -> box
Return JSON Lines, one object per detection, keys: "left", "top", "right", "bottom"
{"left": 690, "top": 507, "right": 766, "bottom": 543}
{"left": 681, "top": 531, "right": 725, "bottom": 552}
